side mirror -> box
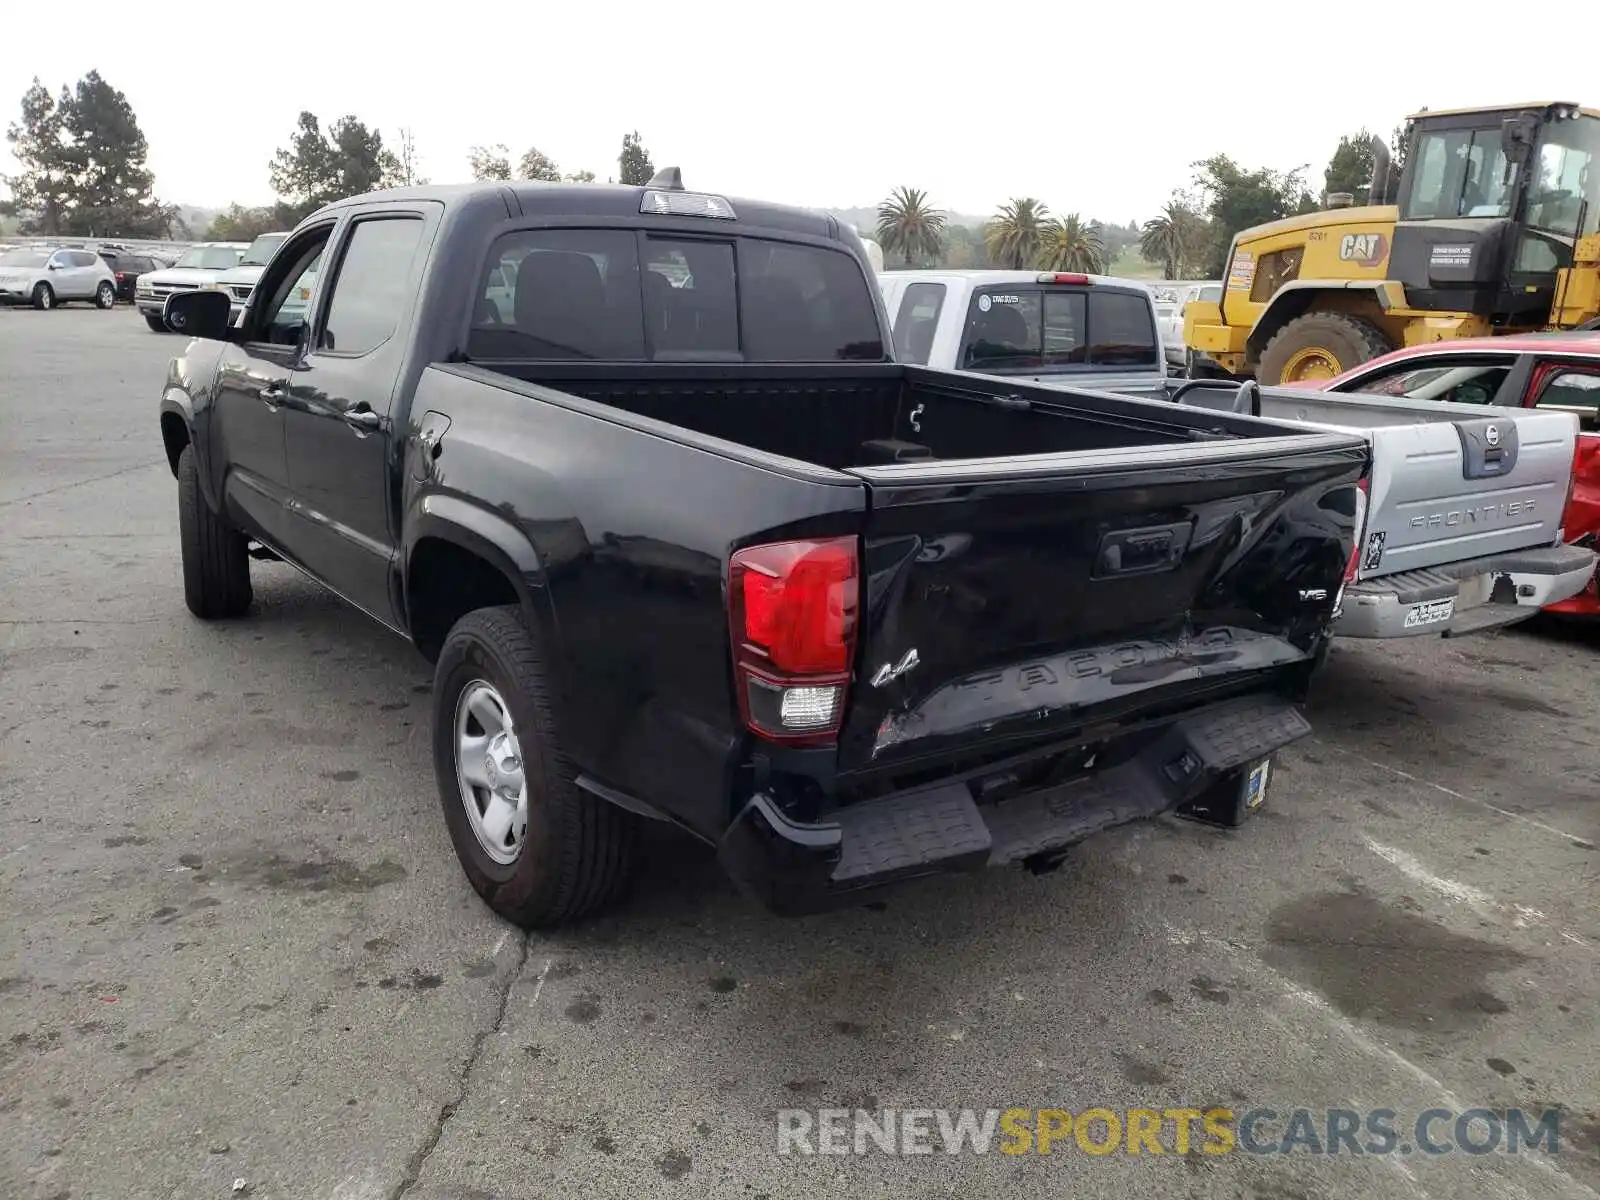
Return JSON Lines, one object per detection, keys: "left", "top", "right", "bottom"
{"left": 47, "top": 261, "right": 61, "bottom": 271}
{"left": 164, "top": 289, "right": 233, "bottom": 340}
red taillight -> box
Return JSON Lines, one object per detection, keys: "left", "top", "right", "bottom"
{"left": 728, "top": 537, "right": 859, "bottom": 745}
{"left": 1037, "top": 272, "right": 1089, "bottom": 285}
{"left": 115, "top": 272, "right": 125, "bottom": 281}
{"left": 1344, "top": 477, "right": 1371, "bottom": 584}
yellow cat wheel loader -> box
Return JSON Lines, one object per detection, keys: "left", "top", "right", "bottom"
{"left": 1184, "top": 101, "right": 1600, "bottom": 384}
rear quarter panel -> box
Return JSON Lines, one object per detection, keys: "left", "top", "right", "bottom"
{"left": 401, "top": 366, "right": 869, "bottom": 837}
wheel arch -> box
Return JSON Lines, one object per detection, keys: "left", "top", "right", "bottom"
{"left": 159, "top": 402, "right": 193, "bottom": 479}
{"left": 1246, "top": 281, "right": 1403, "bottom": 363}
{"left": 402, "top": 495, "right": 558, "bottom": 664}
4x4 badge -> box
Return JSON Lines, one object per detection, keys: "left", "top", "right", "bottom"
{"left": 871, "top": 649, "right": 920, "bottom": 688}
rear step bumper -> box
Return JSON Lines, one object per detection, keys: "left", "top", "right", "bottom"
{"left": 1337, "top": 543, "right": 1598, "bottom": 639}
{"left": 717, "top": 694, "right": 1310, "bottom": 916}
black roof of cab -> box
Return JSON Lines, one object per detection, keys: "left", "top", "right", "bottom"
{"left": 307, "top": 179, "right": 843, "bottom": 243}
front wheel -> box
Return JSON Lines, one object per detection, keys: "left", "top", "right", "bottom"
{"left": 432, "top": 606, "right": 638, "bottom": 929}
{"left": 31, "top": 282, "right": 54, "bottom": 311}
{"left": 144, "top": 313, "right": 167, "bottom": 332}
{"left": 94, "top": 281, "right": 116, "bottom": 309}
{"left": 176, "top": 445, "right": 252, "bottom": 618}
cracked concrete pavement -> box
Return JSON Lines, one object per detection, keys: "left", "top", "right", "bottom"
{"left": 2, "top": 307, "right": 1598, "bottom": 1200}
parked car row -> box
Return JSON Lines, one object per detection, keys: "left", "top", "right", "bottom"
{"left": 1149, "top": 280, "right": 1221, "bottom": 369}
{"left": 0, "top": 241, "right": 180, "bottom": 309}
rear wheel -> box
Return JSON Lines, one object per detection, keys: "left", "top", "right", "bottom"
{"left": 432, "top": 606, "right": 638, "bottom": 929}
{"left": 1257, "top": 312, "right": 1392, "bottom": 385}
{"left": 31, "top": 282, "right": 54, "bottom": 311}
{"left": 94, "top": 281, "right": 116, "bottom": 309}
{"left": 177, "top": 445, "right": 252, "bottom": 619}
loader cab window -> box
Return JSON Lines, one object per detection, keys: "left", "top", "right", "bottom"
{"left": 1525, "top": 118, "right": 1600, "bottom": 239}
{"left": 1513, "top": 116, "right": 1600, "bottom": 274}
{"left": 1403, "top": 126, "right": 1516, "bottom": 220}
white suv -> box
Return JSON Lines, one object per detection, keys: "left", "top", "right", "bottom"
{"left": 0, "top": 246, "right": 118, "bottom": 310}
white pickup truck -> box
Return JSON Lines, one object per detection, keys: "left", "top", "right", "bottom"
{"left": 877, "top": 270, "right": 1171, "bottom": 392}
{"left": 1135, "top": 378, "right": 1596, "bottom": 638}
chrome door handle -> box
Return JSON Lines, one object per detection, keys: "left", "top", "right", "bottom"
{"left": 258, "top": 385, "right": 285, "bottom": 405}
{"left": 344, "top": 408, "right": 381, "bottom": 430}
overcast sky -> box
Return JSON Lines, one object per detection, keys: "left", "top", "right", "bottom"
{"left": 0, "top": 3, "right": 1577, "bottom": 222}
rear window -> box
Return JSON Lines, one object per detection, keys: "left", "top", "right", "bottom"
{"left": 892, "top": 282, "right": 946, "bottom": 365}
{"left": 467, "top": 229, "right": 885, "bottom": 362}
{"left": 960, "top": 287, "right": 1158, "bottom": 371}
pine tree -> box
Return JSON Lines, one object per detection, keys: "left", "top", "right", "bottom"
{"left": 269, "top": 112, "right": 402, "bottom": 223}
{"left": 60, "top": 71, "right": 171, "bottom": 237}
{"left": 3, "top": 80, "right": 75, "bottom": 235}
{"left": 618, "top": 131, "right": 654, "bottom": 186}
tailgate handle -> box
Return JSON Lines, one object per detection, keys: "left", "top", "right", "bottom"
{"left": 1456, "top": 418, "right": 1520, "bottom": 479}
{"left": 1093, "top": 521, "right": 1193, "bottom": 579}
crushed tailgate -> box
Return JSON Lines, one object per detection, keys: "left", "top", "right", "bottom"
{"left": 833, "top": 437, "right": 1366, "bottom": 775}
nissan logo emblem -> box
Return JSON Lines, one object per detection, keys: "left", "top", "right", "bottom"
{"left": 1485, "top": 424, "right": 1501, "bottom": 447}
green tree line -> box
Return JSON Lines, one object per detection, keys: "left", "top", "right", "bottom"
{"left": 878, "top": 126, "right": 1408, "bottom": 280}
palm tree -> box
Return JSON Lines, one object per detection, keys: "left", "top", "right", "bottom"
{"left": 1038, "top": 214, "right": 1106, "bottom": 273}
{"left": 875, "top": 187, "right": 946, "bottom": 267}
{"left": 985, "top": 198, "right": 1049, "bottom": 269}
{"left": 1140, "top": 201, "right": 1205, "bottom": 279}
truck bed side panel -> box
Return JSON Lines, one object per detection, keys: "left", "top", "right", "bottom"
{"left": 401, "top": 366, "right": 868, "bottom": 838}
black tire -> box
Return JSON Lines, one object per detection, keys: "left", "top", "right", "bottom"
{"left": 144, "top": 313, "right": 168, "bottom": 332}
{"left": 433, "top": 606, "right": 638, "bottom": 928}
{"left": 31, "top": 282, "right": 54, "bottom": 311}
{"left": 176, "top": 445, "right": 252, "bottom": 619}
{"left": 1257, "top": 312, "right": 1392, "bottom": 386}
{"left": 94, "top": 281, "right": 116, "bottom": 309}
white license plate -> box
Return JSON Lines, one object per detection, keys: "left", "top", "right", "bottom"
{"left": 1403, "top": 598, "right": 1455, "bottom": 628}
{"left": 1243, "top": 759, "right": 1271, "bottom": 810}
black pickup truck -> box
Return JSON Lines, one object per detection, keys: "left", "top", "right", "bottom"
{"left": 156, "top": 173, "right": 1368, "bottom": 927}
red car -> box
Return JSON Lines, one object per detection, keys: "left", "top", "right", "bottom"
{"left": 1295, "top": 333, "right": 1600, "bottom": 615}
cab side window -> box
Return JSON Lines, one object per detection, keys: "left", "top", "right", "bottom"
{"left": 1535, "top": 369, "right": 1600, "bottom": 431}
{"left": 318, "top": 217, "right": 425, "bottom": 356}
{"left": 247, "top": 226, "right": 333, "bottom": 348}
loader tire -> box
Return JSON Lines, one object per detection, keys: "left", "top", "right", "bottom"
{"left": 1257, "top": 313, "right": 1393, "bottom": 386}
